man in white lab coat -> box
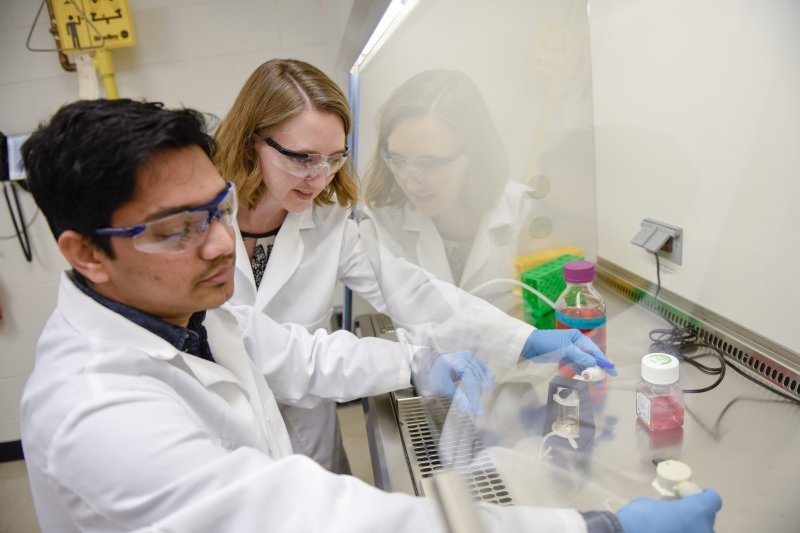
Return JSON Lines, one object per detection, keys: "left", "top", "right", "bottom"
{"left": 18, "top": 98, "right": 721, "bottom": 533}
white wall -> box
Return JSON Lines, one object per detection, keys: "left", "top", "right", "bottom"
{"left": 589, "top": 0, "right": 799, "bottom": 353}
{"left": 352, "top": 0, "right": 799, "bottom": 354}
{"left": 0, "top": 0, "right": 354, "bottom": 443}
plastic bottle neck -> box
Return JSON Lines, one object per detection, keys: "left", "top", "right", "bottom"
{"left": 557, "top": 282, "right": 605, "bottom": 308}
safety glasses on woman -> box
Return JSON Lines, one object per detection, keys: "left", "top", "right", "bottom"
{"left": 260, "top": 135, "right": 349, "bottom": 180}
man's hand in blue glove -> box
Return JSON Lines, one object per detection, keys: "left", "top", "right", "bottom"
{"left": 521, "top": 329, "right": 617, "bottom": 376}
{"left": 412, "top": 350, "right": 495, "bottom": 416}
{"left": 617, "top": 489, "right": 722, "bottom": 533}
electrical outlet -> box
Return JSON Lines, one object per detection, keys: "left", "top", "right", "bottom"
{"left": 631, "top": 219, "right": 683, "bottom": 265}
{"left": 2, "top": 133, "right": 31, "bottom": 181}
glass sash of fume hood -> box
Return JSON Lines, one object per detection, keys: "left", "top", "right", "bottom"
{"left": 351, "top": 1, "right": 799, "bottom": 532}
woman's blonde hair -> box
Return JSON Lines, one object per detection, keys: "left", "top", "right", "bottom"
{"left": 215, "top": 58, "right": 357, "bottom": 210}
{"left": 364, "top": 69, "right": 508, "bottom": 211}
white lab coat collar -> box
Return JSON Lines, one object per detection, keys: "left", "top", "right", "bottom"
{"left": 400, "top": 203, "right": 428, "bottom": 233}
{"left": 397, "top": 205, "right": 453, "bottom": 283}
{"left": 189, "top": 308, "right": 280, "bottom": 460}
{"left": 293, "top": 205, "right": 318, "bottom": 230}
{"left": 236, "top": 208, "right": 318, "bottom": 308}
{"left": 463, "top": 200, "right": 513, "bottom": 288}
{"left": 58, "top": 272, "right": 251, "bottom": 394}
{"left": 202, "top": 307, "right": 262, "bottom": 404}
{"left": 484, "top": 196, "right": 515, "bottom": 240}
{"left": 57, "top": 272, "right": 181, "bottom": 362}
{"left": 234, "top": 223, "right": 258, "bottom": 298}
{"left": 398, "top": 196, "right": 516, "bottom": 288}
{"left": 398, "top": 195, "right": 515, "bottom": 235}
{"left": 56, "top": 272, "right": 285, "bottom": 460}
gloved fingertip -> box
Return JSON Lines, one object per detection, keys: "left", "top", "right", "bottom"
{"left": 482, "top": 370, "right": 497, "bottom": 390}
{"left": 452, "top": 392, "right": 472, "bottom": 415}
{"left": 699, "top": 489, "right": 723, "bottom": 510}
{"left": 437, "top": 381, "right": 456, "bottom": 399}
{"left": 596, "top": 358, "right": 615, "bottom": 369}
{"left": 573, "top": 356, "right": 596, "bottom": 370}
{"left": 603, "top": 365, "right": 619, "bottom": 377}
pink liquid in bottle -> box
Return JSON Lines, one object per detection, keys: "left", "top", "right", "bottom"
{"left": 637, "top": 353, "right": 684, "bottom": 431}
{"left": 555, "top": 307, "right": 607, "bottom": 354}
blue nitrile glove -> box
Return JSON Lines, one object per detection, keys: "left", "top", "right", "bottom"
{"left": 413, "top": 350, "right": 496, "bottom": 417}
{"left": 617, "top": 490, "right": 723, "bottom": 533}
{"left": 521, "top": 329, "right": 617, "bottom": 376}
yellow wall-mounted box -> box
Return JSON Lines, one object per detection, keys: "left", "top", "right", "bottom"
{"left": 51, "top": 0, "right": 136, "bottom": 52}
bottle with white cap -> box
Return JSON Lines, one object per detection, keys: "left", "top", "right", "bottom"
{"left": 636, "top": 353, "right": 684, "bottom": 431}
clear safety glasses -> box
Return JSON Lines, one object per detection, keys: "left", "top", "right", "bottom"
{"left": 380, "top": 147, "right": 465, "bottom": 185}
{"left": 94, "top": 181, "right": 238, "bottom": 254}
{"left": 263, "top": 137, "right": 349, "bottom": 180}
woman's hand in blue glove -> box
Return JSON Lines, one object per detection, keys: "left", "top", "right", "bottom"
{"left": 617, "top": 489, "right": 723, "bottom": 533}
{"left": 521, "top": 329, "right": 617, "bottom": 376}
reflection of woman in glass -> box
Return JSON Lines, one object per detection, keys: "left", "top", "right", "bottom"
{"left": 364, "top": 69, "right": 539, "bottom": 312}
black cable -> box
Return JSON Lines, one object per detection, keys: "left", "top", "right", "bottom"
{"left": 647, "top": 252, "right": 800, "bottom": 404}
{"left": 3, "top": 181, "right": 33, "bottom": 261}
{"left": 649, "top": 251, "right": 679, "bottom": 330}
{"left": 653, "top": 251, "right": 661, "bottom": 300}
{"left": 25, "top": 0, "right": 49, "bottom": 52}
{"left": 649, "top": 325, "right": 726, "bottom": 393}
{"left": 0, "top": 198, "right": 38, "bottom": 239}
{"left": 723, "top": 357, "right": 800, "bottom": 404}
{"left": 684, "top": 396, "right": 796, "bottom": 442}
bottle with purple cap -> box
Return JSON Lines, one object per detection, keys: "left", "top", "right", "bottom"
{"left": 554, "top": 260, "right": 607, "bottom": 354}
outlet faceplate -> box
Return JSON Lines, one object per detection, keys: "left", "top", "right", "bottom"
{"left": 631, "top": 218, "right": 683, "bottom": 265}
{"left": 2, "top": 133, "right": 31, "bottom": 182}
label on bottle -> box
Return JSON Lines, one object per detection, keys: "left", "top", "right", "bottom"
{"left": 555, "top": 311, "right": 607, "bottom": 330}
{"left": 646, "top": 353, "right": 674, "bottom": 366}
{"left": 636, "top": 392, "right": 651, "bottom": 426}
{"left": 555, "top": 309, "right": 607, "bottom": 353}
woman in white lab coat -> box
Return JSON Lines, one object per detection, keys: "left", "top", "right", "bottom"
{"left": 214, "top": 59, "right": 364, "bottom": 474}
{"left": 214, "top": 60, "right": 613, "bottom": 476}
{"left": 363, "top": 69, "right": 541, "bottom": 313}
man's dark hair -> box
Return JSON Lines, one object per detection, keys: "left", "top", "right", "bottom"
{"left": 22, "top": 98, "right": 216, "bottom": 257}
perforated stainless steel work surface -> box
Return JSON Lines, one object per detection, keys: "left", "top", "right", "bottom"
{"left": 394, "top": 394, "right": 513, "bottom": 505}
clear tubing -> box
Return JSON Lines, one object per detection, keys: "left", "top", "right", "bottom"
{"left": 467, "top": 277, "right": 557, "bottom": 310}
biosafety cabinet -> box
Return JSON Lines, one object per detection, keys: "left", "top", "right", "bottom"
{"left": 349, "top": 1, "right": 800, "bottom": 531}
